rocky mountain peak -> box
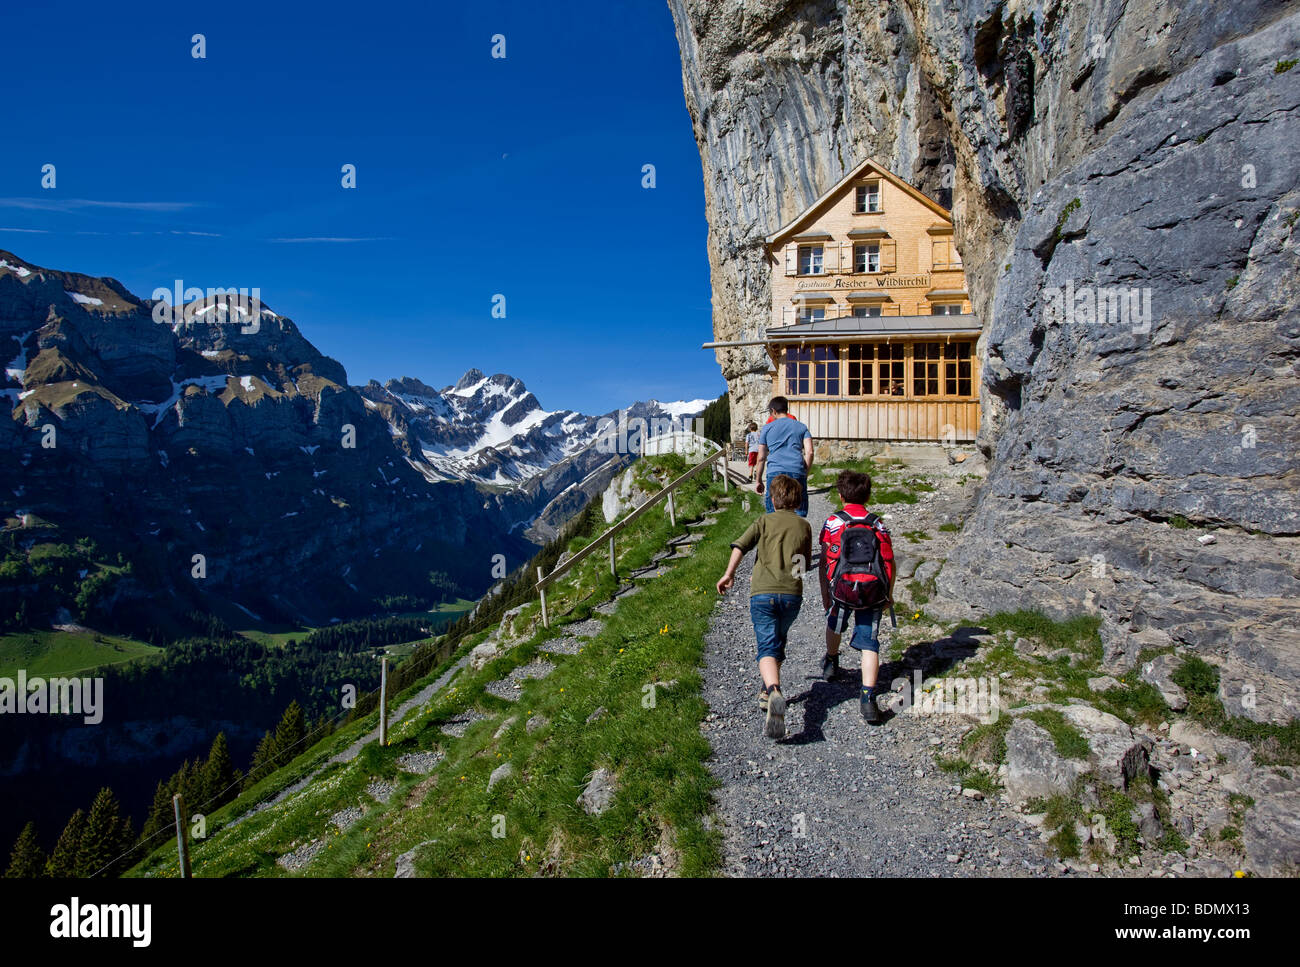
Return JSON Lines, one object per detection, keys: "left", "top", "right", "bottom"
{"left": 452, "top": 368, "right": 487, "bottom": 392}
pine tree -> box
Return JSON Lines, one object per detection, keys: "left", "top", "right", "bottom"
{"left": 272, "top": 700, "right": 306, "bottom": 762}
{"left": 46, "top": 809, "right": 85, "bottom": 878}
{"left": 701, "top": 390, "right": 731, "bottom": 445}
{"left": 75, "top": 787, "right": 125, "bottom": 878}
{"left": 4, "top": 822, "right": 46, "bottom": 878}
{"left": 244, "top": 729, "right": 279, "bottom": 789}
{"left": 139, "top": 780, "right": 174, "bottom": 845}
{"left": 198, "top": 732, "right": 237, "bottom": 811}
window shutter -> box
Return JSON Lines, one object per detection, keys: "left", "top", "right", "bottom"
{"left": 880, "top": 238, "right": 897, "bottom": 273}
{"left": 824, "top": 242, "right": 838, "bottom": 274}
{"left": 840, "top": 241, "right": 852, "bottom": 273}
{"left": 785, "top": 244, "right": 796, "bottom": 276}
{"left": 782, "top": 305, "right": 793, "bottom": 326}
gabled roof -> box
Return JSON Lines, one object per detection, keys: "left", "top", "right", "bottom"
{"left": 766, "top": 158, "right": 952, "bottom": 247}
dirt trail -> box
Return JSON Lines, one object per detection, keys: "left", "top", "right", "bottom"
{"left": 701, "top": 470, "right": 1053, "bottom": 877}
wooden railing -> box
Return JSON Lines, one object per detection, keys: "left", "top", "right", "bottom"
{"left": 535, "top": 447, "right": 730, "bottom": 627}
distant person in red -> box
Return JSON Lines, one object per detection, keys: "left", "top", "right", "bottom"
{"left": 753, "top": 397, "right": 812, "bottom": 517}
{"left": 744, "top": 422, "right": 760, "bottom": 482}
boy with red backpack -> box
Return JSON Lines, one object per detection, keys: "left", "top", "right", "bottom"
{"left": 818, "top": 470, "right": 896, "bottom": 725}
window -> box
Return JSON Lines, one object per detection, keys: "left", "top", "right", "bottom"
{"left": 784, "top": 345, "right": 839, "bottom": 396}
{"left": 846, "top": 344, "right": 873, "bottom": 396}
{"left": 944, "top": 341, "right": 974, "bottom": 397}
{"left": 798, "top": 245, "right": 824, "bottom": 275}
{"left": 855, "top": 182, "right": 881, "bottom": 213}
{"left": 784, "top": 347, "right": 811, "bottom": 396}
{"left": 852, "top": 305, "right": 882, "bottom": 318}
{"left": 854, "top": 243, "right": 880, "bottom": 273}
{"left": 795, "top": 306, "right": 825, "bottom": 325}
{"left": 931, "top": 303, "right": 962, "bottom": 315}
{"left": 912, "top": 342, "right": 942, "bottom": 396}
{"left": 878, "top": 343, "right": 905, "bottom": 397}
{"left": 813, "top": 345, "right": 839, "bottom": 396}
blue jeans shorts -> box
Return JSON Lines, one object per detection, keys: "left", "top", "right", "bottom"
{"left": 750, "top": 593, "right": 802, "bottom": 663}
{"left": 826, "top": 605, "right": 882, "bottom": 653}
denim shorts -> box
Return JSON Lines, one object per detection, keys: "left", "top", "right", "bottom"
{"left": 826, "top": 605, "right": 882, "bottom": 653}
{"left": 750, "top": 593, "right": 802, "bottom": 663}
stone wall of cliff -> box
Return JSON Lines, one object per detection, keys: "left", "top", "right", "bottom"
{"left": 669, "top": 0, "right": 1299, "bottom": 723}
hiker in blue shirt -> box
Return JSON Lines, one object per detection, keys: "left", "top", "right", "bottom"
{"left": 754, "top": 396, "right": 813, "bottom": 517}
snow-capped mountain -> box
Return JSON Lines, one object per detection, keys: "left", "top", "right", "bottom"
{"left": 359, "top": 368, "right": 712, "bottom": 539}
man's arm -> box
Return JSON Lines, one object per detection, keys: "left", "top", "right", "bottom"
{"left": 802, "top": 434, "right": 814, "bottom": 474}
{"left": 754, "top": 444, "right": 768, "bottom": 492}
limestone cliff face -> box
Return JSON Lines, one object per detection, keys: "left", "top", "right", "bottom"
{"left": 669, "top": 1, "right": 1299, "bottom": 722}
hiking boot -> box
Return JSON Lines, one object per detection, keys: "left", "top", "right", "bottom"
{"left": 861, "top": 688, "right": 882, "bottom": 725}
{"left": 764, "top": 686, "right": 787, "bottom": 739}
{"left": 758, "top": 685, "right": 769, "bottom": 712}
{"left": 820, "top": 652, "right": 840, "bottom": 681}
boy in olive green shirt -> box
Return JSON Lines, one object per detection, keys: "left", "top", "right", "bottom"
{"left": 716, "top": 475, "right": 812, "bottom": 738}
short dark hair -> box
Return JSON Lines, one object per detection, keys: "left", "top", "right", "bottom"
{"left": 747, "top": 422, "right": 758, "bottom": 432}
{"left": 768, "top": 396, "right": 789, "bottom": 414}
{"left": 836, "top": 469, "right": 872, "bottom": 505}
{"left": 770, "top": 474, "right": 802, "bottom": 510}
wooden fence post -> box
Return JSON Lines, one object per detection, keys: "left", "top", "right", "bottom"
{"left": 173, "top": 793, "right": 192, "bottom": 879}
{"left": 379, "top": 656, "right": 389, "bottom": 747}
{"left": 667, "top": 492, "right": 676, "bottom": 527}
{"left": 538, "top": 566, "right": 549, "bottom": 628}
{"left": 721, "top": 456, "right": 729, "bottom": 493}
{"left": 609, "top": 535, "right": 616, "bottom": 579}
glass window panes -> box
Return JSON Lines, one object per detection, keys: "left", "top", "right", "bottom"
{"left": 931, "top": 303, "right": 961, "bottom": 315}
{"left": 813, "top": 345, "right": 839, "bottom": 396}
{"left": 913, "top": 342, "right": 942, "bottom": 396}
{"left": 854, "top": 243, "right": 880, "bottom": 273}
{"left": 796, "top": 306, "right": 825, "bottom": 324}
{"left": 852, "top": 305, "right": 882, "bottom": 317}
{"left": 855, "top": 182, "right": 881, "bottom": 213}
{"left": 784, "top": 347, "right": 811, "bottom": 396}
{"left": 846, "top": 344, "right": 873, "bottom": 396}
{"left": 944, "top": 341, "right": 973, "bottom": 396}
{"left": 878, "top": 343, "right": 905, "bottom": 396}
{"left": 798, "top": 245, "right": 824, "bottom": 275}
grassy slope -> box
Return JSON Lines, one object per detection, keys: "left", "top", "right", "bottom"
{"left": 129, "top": 458, "right": 744, "bottom": 878}
{"left": 0, "top": 629, "right": 163, "bottom": 678}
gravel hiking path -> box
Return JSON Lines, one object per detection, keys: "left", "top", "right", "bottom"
{"left": 702, "top": 481, "right": 1053, "bottom": 877}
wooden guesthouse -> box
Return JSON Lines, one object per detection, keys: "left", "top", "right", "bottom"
{"left": 756, "top": 159, "right": 981, "bottom": 443}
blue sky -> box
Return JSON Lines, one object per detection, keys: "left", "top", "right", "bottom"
{"left": 0, "top": 0, "right": 723, "bottom": 414}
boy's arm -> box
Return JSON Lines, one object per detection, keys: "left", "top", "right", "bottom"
{"left": 717, "top": 547, "right": 744, "bottom": 594}
{"left": 718, "top": 520, "right": 760, "bottom": 594}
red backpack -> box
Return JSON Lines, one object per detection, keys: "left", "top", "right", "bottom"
{"left": 822, "top": 511, "right": 895, "bottom": 611}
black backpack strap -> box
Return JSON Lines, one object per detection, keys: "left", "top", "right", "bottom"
{"left": 865, "top": 513, "right": 880, "bottom": 527}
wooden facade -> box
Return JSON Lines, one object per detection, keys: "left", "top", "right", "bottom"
{"left": 764, "top": 159, "right": 982, "bottom": 443}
